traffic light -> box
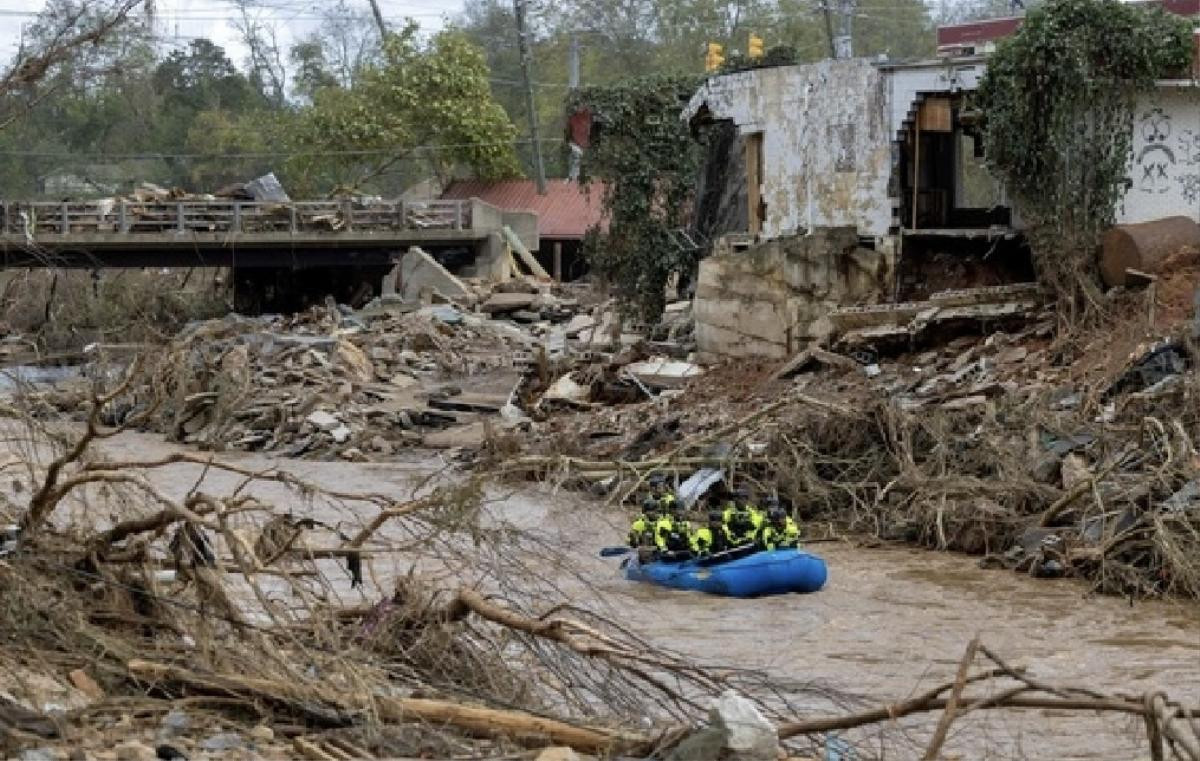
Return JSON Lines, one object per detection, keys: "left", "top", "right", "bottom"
{"left": 705, "top": 42, "right": 725, "bottom": 72}
{"left": 748, "top": 33, "right": 764, "bottom": 59}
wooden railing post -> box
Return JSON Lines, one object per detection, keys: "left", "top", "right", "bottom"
{"left": 59, "top": 203, "right": 69, "bottom": 234}
{"left": 232, "top": 202, "right": 242, "bottom": 233}
{"left": 176, "top": 202, "right": 185, "bottom": 233}
{"left": 398, "top": 200, "right": 407, "bottom": 229}
{"left": 289, "top": 204, "right": 298, "bottom": 233}
{"left": 342, "top": 199, "right": 354, "bottom": 231}
{"left": 454, "top": 201, "right": 463, "bottom": 230}
{"left": 118, "top": 200, "right": 128, "bottom": 233}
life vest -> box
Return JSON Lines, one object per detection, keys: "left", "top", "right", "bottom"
{"left": 722, "top": 505, "right": 762, "bottom": 544}
{"left": 758, "top": 517, "right": 801, "bottom": 550}
{"left": 691, "top": 524, "right": 731, "bottom": 555}
{"left": 655, "top": 515, "right": 691, "bottom": 552}
{"left": 628, "top": 514, "right": 657, "bottom": 547}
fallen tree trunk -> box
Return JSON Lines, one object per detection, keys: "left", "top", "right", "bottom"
{"left": 127, "top": 658, "right": 650, "bottom": 754}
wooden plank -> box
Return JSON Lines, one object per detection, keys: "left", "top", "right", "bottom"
{"left": 918, "top": 97, "right": 953, "bottom": 133}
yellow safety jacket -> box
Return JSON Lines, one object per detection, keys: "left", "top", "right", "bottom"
{"left": 654, "top": 515, "right": 691, "bottom": 552}
{"left": 628, "top": 515, "right": 656, "bottom": 548}
{"left": 722, "top": 504, "right": 764, "bottom": 544}
{"left": 691, "top": 524, "right": 732, "bottom": 555}
{"left": 758, "top": 517, "right": 801, "bottom": 550}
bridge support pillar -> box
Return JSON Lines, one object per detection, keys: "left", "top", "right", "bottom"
{"left": 474, "top": 231, "right": 511, "bottom": 282}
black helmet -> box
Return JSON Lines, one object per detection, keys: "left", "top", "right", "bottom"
{"left": 764, "top": 495, "right": 781, "bottom": 508}
{"left": 768, "top": 506, "right": 785, "bottom": 521}
{"left": 648, "top": 473, "right": 666, "bottom": 487}
{"left": 642, "top": 496, "right": 659, "bottom": 512}
{"left": 707, "top": 510, "right": 723, "bottom": 524}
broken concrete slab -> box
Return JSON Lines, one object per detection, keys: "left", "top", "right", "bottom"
{"left": 306, "top": 410, "right": 340, "bottom": 431}
{"left": 625, "top": 358, "right": 704, "bottom": 389}
{"left": 423, "top": 420, "right": 489, "bottom": 449}
{"left": 773, "top": 346, "right": 859, "bottom": 380}
{"left": 397, "top": 246, "right": 471, "bottom": 303}
{"left": 563, "top": 313, "right": 595, "bottom": 338}
{"left": 480, "top": 292, "right": 536, "bottom": 314}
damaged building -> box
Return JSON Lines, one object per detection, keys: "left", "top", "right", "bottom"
{"left": 685, "top": 5, "right": 1200, "bottom": 359}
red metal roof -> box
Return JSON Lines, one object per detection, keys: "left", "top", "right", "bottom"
{"left": 441, "top": 179, "right": 605, "bottom": 240}
{"left": 937, "top": 16, "right": 1022, "bottom": 49}
{"left": 937, "top": 0, "right": 1200, "bottom": 51}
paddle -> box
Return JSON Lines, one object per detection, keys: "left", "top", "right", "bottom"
{"left": 599, "top": 546, "right": 632, "bottom": 557}
{"left": 694, "top": 543, "right": 759, "bottom": 567}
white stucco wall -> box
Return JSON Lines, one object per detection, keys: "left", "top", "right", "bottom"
{"left": 686, "top": 58, "right": 1200, "bottom": 239}
{"left": 685, "top": 59, "right": 893, "bottom": 238}
{"left": 1120, "top": 85, "right": 1200, "bottom": 224}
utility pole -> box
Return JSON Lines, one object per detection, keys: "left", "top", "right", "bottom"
{"left": 367, "top": 0, "right": 388, "bottom": 43}
{"left": 567, "top": 33, "right": 581, "bottom": 181}
{"left": 568, "top": 33, "right": 580, "bottom": 89}
{"left": 819, "top": 1, "right": 837, "bottom": 58}
{"left": 514, "top": 0, "right": 547, "bottom": 195}
{"left": 834, "top": 0, "right": 855, "bottom": 59}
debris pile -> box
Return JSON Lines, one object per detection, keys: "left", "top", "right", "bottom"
{"left": 499, "top": 293, "right": 1200, "bottom": 600}
{"left": 138, "top": 304, "right": 534, "bottom": 457}
{"left": 29, "top": 275, "right": 702, "bottom": 460}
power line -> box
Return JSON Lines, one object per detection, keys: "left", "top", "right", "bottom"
{"left": 0, "top": 138, "right": 566, "bottom": 161}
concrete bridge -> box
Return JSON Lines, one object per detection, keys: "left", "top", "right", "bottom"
{"left": 0, "top": 197, "right": 533, "bottom": 273}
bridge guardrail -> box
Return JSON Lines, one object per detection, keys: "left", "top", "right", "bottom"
{"left": 0, "top": 199, "right": 472, "bottom": 237}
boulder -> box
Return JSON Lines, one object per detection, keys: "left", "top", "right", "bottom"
{"left": 713, "top": 691, "right": 778, "bottom": 761}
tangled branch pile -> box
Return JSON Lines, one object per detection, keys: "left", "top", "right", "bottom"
{"left": 500, "top": 311, "right": 1200, "bottom": 600}
{"left": 0, "top": 372, "right": 835, "bottom": 759}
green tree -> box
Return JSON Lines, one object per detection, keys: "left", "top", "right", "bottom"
{"left": 284, "top": 26, "right": 521, "bottom": 195}
{"left": 289, "top": 38, "right": 341, "bottom": 103}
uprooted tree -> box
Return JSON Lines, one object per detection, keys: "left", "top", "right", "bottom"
{"left": 976, "top": 0, "right": 1193, "bottom": 330}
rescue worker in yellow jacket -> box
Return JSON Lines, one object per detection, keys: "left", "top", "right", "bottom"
{"left": 649, "top": 473, "right": 677, "bottom": 512}
{"left": 654, "top": 501, "right": 692, "bottom": 555}
{"left": 722, "top": 489, "right": 763, "bottom": 546}
{"left": 757, "top": 504, "right": 801, "bottom": 550}
{"left": 628, "top": 497, "right": 660, "bottom": 548}
{"left": 691, "top": 510, "right": 732, "bottom": 556}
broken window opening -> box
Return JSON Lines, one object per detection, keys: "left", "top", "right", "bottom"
{"left": 900, "top": 93, "right": 1012, "bottom": 232}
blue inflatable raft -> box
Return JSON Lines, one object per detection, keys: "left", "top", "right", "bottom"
{"left": 623, "top": 547, "right": 828, "bottom": 597}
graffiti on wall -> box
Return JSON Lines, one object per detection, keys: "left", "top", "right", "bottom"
{"left": 1134, "top": 105, "right": 1200, "bottom": 204}
{"left": 1135, "top": 107, "right": 1175, "bottom": 194}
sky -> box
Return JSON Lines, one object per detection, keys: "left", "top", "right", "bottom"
{"left": 0, "top": 0, "right": 467, "bottom": 66}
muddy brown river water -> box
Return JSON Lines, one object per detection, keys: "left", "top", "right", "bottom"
{"left": 79, "top": 433, "right": 1200, "bottom": 760}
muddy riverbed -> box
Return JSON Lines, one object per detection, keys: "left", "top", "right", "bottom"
{"left": 58, "top": 432, "right": 1198, "bottom": 759}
